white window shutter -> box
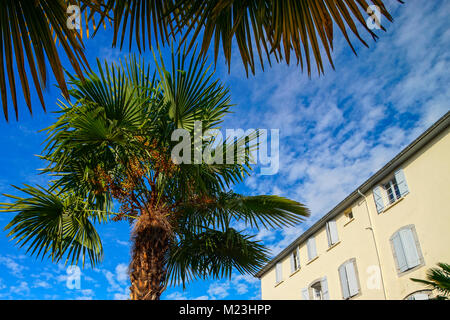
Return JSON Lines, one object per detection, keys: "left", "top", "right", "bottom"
{"left": 373, "top": 186, "right": 385, "bottom": 213}
{"left": 326, "top": 222, "right": 332, "bottom": 246}
{"left": 400, "top": 228, "right": 421, "bottom": 269}
{"left": 345, "top": 261, "right": 359, "bottom": 297}
{"left": 329, "top": 220, "right": 339, "bottom": 245}
{"left": 301, "top": 288, "right": 309, "bottom": 300}
{"left": 394, "top": 169, "right": 409, "bottom": 196}
{"left": 275, "top": 262, "right": 282, "bottom": 283}
{"left": 339, "top": 265, "right": 350, "bottom": 299}
{"left": 321, "top": 277, "right": 330, "bottom": 300}
{"left": 412, "top": 293, "right": 429, "bottom": 300}
{"left": 290, "top": 253, "right": 295, "bottom": 274}
{"left": 296, "top": 247, "right": 301, "bottom": 268}
{"left": 392, "top": 232, "right": 408, "bottom": 272}
{"left": 307, "top": 237, "right": 317, "bottom": 260}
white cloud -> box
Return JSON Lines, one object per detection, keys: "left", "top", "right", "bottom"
{"left": 100, "top": 263, "right": 130, "bottom": 299}
{"left": 207, "top": 282, "right": 230, "bottom": 300}
{"left": 10, "top": 281, "right": 30, "bottom": 295}
{"left": 166, "top": 291, "right": 187, "bottom": 300}
{"left": 0, "top": 278, "right": 6, "bottom": 290}
{"left": 116, "top": 240, "right": 130, "bottom": 247}
{"left": 0, "top": 256, "right": 27, "bottom": 278}
{"left": 75, "top": 289, "right": 95, "bottom": 300}
{"left": 114, "top": 292, "right": 129, "bottom": 300}
{"left": 33, "top": 280, "right": 52, "bottom": 289}
{"left": 115, "top": 263, "right": 129, "bottom": 283}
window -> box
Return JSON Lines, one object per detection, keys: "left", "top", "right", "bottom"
{"left": 326, "top": 220, "right": 339, "bottom": 247}
{"left": 384, "top": 178, "right": 401, "bottom": 204}
{"left": 373, "top": 169, "right": 409, "bottom": 213}
{"left": 290, "top": 247, "right": 300, "bottom": 273}
{"left": 307, "top": 237, "right": 317, "bottom": 261}
{"left": 275, "top": 262, "right": 283, "bottom": 284}
{"left": 338, "top": 259, "right": 360, "bottom": 299}
{"left": 302, "top": 277, "right": 329, "bottom": 300}
{"left": 345, "top": 210, "right": 354, "bottom": 221}
{"left": 405, "top": 290, "right": 431, "bottom": 300}
{"left": 390, "top": 225, "right": 424, "bottom": 274}
{"left": 311, "top": 282, "right": 323, "bottom": 300}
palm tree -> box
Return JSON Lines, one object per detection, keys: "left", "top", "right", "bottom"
{"left": 0, "top": 48, "right": 309, "bottom": 300}
{"left": 411, "top": 263, "right": 450, "bottom": 300}
{"left": 1, "top": 0, "right": 401, "bottom": 121}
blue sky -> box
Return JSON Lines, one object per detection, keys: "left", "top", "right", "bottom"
{"left": 0, "top": 1, "right": 449, "bottom": 300}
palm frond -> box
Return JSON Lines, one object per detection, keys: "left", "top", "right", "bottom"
{"left": 1, "top": 184, "right": 105, "bottom": 268}
{"left": 166, "top": 227, "right": 269, "bottom": 287}
{"left": 0, "top": 0, "right": 92, "bottom": 121}
{"left": 411, "top": 263, "right": 450, "bottom": 298}
{"left": 104, "top": 0, "right": 402, "bottom": 76}
{"left": 178, "top": 192, "right": 309, "bottom": 233}
{"left": 153, "top": 44, "right": 231, "bottom": 131}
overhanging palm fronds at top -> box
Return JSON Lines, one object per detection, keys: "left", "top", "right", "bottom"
{"left": 105, "top": 0, "right": 404, "bottom": 76}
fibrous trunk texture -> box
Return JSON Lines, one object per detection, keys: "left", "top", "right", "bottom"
{"left": 129, "top": 209, "right": 170, "bottom": 300}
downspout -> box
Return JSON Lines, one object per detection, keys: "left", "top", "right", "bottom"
{"left": 357, "top": 189, "right": 388, "bottom": 300}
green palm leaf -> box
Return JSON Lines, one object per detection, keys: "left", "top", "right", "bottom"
{"left": 1, "top": 185, "right": 105, "bottom": 267}
{"left": 411, "top": 263, "right": 450, "bottom": 299}
{"left": 167, "top": 227, "right": 270, "bottom": 287}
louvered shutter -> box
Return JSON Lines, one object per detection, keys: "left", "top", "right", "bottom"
{"left": 321, "top": 277, "right": 330, "bottom": 300}
{"left": 307, "top": 237, "right": 317, "bottom": 260}
{"left": 373, "top": 186, "right": 385, "bottom": 213}
{"left": 392, "top": 232, "right": 408, "bottom": 272}
{"left": 400, "top": 228, "right": 421, "bottom": 269}
{"left": 275, "top": 262, "right": 282, "bottom": 283}
{"left": 394, "top": 169, "right": 409, "bottom": 196}
{"left": 295, "top": 247, "right": 301, "bottom": 268}
{"left": 327, "top": 220, "right": 339, "bottom": 245}
{"left": 339, "top": 264, "right": 350, "bottom": 299}
{"left": 345, "top": 261, "right": 359, "bottom": 297}
{"left": 301, "top": 288, "right": 309, "bottom": 300}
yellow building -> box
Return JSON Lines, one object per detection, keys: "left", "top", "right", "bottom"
{"left": 256, "top": 111, "right": 450, "bottom": 300}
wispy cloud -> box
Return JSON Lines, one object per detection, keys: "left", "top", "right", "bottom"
{"left": 0, "top": 256, "right": 27, "bottom": 278}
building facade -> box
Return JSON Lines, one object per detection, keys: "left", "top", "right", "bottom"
{"left": 256, "top": 112, "right": 450, "bottom": 300}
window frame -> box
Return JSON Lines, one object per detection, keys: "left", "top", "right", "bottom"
{"left": 383, "top": 178, "right": 401, "bottom": 204}
{"left": 404, "top": 290, "right": 432, "bottom": 300}
{"left": 346, "top": 210, "right": 354, "bottom": 220}
{"left": 290, "top": 247, "right": 301, "bottom": 274}
{"left": 338, "top": 258, "right": 361, "bottom": 300}
{"left": 374, "top": 168, "right": 409, "bottom": 214}
{"left": 389, "top": 224, "right": 425, "bottom": 276}
{"left": 308, "top": 278, "right": 324, "bottom": 300}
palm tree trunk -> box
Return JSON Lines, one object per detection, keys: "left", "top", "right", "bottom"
{"left": 129, "top": 211, "right": 170, "bottom": 300}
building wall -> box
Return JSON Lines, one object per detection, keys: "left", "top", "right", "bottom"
{"left": 260, "top": 127, "right": 450, "bottom": 300}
